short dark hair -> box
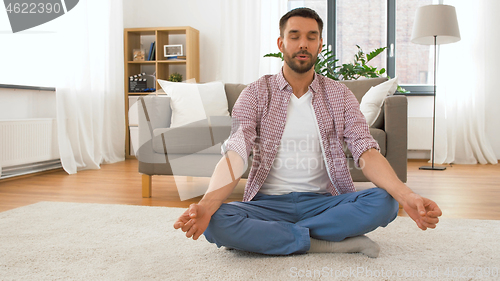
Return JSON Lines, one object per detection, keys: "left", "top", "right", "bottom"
{"left": 279, "top": 7, "right": 323, "bottom": 38}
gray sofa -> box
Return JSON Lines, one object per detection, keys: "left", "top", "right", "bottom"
{"left": 137, "top": 78, "right": 407, "bottom": 198}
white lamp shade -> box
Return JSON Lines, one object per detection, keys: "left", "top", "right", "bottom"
{"left": 411, "top": 4, "right": 461, "bottom": 45}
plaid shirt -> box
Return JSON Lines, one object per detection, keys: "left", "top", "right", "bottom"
{"left": 223, "top": 70, "right": 379, "bottom": 202}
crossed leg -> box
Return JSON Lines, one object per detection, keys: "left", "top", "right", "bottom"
{"left": 203, "top": 188, "right": 399, "bottom": 256}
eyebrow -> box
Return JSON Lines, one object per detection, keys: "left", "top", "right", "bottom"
{"left": 288, "top": 30, "right": 319, "bottom": 36}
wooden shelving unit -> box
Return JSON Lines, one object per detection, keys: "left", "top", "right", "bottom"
{"left": 123, "top": 26, "right": 200, "bottom": 158}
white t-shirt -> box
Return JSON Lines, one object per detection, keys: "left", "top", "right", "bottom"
{"left": 258, "top": 91, "right": 330, "bottom": 195}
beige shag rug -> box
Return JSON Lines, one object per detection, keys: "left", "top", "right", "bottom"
{"left": 0, "top": 202, "right": 499, "bottom": 280}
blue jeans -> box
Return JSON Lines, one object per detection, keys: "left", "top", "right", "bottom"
{"left": 203, "top": 187, "right": 399, "bottom": 255}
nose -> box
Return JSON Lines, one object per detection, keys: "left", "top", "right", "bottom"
{"left": 299, "top": 37, "right": 308, "bottom": 50}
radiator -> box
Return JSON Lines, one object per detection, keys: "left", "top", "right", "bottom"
{"left": 0, "top": 118, "right": 60, "bottom": 176}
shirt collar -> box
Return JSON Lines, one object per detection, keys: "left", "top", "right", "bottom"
{"left": 309, "top": 71, "right": 321, "bottom": 94}
{"left": 276, "top": 68, "right": 290, "bottom": 91}
{"left": 277, "top": 67, "right": 321, "bottom": 94}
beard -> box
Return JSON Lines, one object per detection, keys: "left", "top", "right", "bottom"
{"left": 282, "top": 45, "right": 319, "bottom": 74}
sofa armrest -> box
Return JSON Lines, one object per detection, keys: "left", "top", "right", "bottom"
{"left": 384, "top": 95, "right": 408, "bottom": 182}
{"left": 152, "top": 118, "right": 232, "bottom": 154}
{"left": 138, "top": 95, "right": 172, "bottom": 147}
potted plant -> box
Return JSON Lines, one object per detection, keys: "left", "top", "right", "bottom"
{"left": 168, "top": 72, "right": 183, "bottom": 82}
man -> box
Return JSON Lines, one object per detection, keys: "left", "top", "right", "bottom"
{"left": 174, "top": 8, "right": 442, "bottom": 258}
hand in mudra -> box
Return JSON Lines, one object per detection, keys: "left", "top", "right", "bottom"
{"left": 173, "top": 203, "right": 211, "bottom": 240}
{"left": 402, "top": 192, "right": 442, "bottom": 230}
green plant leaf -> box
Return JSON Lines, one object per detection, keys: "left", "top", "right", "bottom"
{"left": 366, "top": 47, "right": 387, "bottom": 63}
{"left": 263, "top": 52, "right": 284, "bottom": 61}
{"left": 397, "top": 85, "right": 410, "bottom": 93}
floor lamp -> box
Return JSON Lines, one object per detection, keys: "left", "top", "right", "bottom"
{"left": 411, "top": 4, "right": 461, "bottom": 171}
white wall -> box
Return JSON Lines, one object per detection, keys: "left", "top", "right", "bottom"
{"left": 123, "top": 0, "right": 224, "bottom": 83}
{"left": 0, "top": 88, "right": 56, "bottom": 120}
{"left": 407, "top": 96, "right": 433, "bottom": 159}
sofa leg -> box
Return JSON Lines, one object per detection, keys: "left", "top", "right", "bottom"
{"left": 142, "top": 174, "right": 152, "bottom": 198}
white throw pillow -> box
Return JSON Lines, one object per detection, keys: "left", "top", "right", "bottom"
{"left": 157, "top": 80, "right": 230, "bottom": 128}
{"left": 359, "top": 77, "right": 398, "bottom": 127}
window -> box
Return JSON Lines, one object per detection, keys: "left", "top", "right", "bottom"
{"left": 335, "top": 0, "right": 387, "bottom": 72}
{"left": 285, "top": 0, "right": 441, "bottom": 94}
{"left": 395, "top": 0, "right": 435, "bottom": 86}
{"left": 0, "top": 7, "right": 60, "bottom": 88}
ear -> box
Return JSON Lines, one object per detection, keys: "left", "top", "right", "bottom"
{"left": 318, "top": 38, "right": 323, "bottom": 53}
{"left": 277, "top": 37, "right": 284, "bottom": 53}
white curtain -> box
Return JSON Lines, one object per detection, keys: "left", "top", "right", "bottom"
{"left": 435, "top": 0, "right": 497, "bottom": 164}
{"left": 218, "top": 0, "right": 287, "bottom": 84}
{"left": 56, "top": 0, "right": 125, "bottom": 174}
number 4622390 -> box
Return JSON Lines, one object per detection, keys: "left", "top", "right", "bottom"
{"left": 6, "top": 3, "right": 62, "bottom": 14}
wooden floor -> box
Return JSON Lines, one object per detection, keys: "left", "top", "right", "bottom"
{"left": 0, "top": 159, "right": 499, "bottom": 220}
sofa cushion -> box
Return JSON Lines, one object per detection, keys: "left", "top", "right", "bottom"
{"left": 152, "top": 117, "right": 232, "bottom": 154}
{"left": 343, "top": 128, "right": 386, "bottom": 158}
{"left": 338, "top": 77, "right": 388, "bottom": 103}
{"left": 360, "top": 77, "right": 398, "bottom": 127}
{"left": 157, "top": 80, "right": 230, "bottom": 128}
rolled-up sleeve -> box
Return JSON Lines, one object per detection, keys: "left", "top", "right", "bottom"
{"left": 342, "top": 87, "right": 380, "bottom": 168}
{"left": 221, "top": 84, "right": 259, "bottom": 167}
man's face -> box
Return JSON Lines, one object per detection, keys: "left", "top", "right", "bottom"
{"left": 279, "top": 16, "right": 323, "bottom": 74}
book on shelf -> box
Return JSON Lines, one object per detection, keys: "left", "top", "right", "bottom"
{"left": 151, "top": 42, "right": 156, "bottom": 60}
{"left": 147, "top": 42, "right": 154, "bottom": 61}
{"left": 166, "top": 55, "right": 186, "bottom": 61}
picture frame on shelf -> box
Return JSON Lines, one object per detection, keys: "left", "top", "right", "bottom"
{"left": 164, "top": 44, "right": 183, "bottom": 58}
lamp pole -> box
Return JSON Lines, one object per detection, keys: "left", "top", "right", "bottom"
{"left": 420, "top": 35, "right": 446, "bottom": 171}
